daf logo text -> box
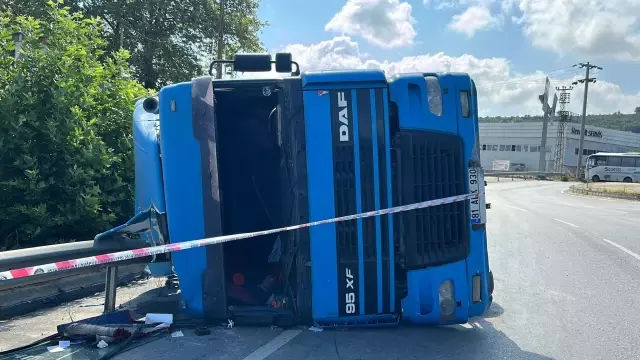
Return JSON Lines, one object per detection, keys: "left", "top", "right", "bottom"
{"left": 337, "top": 92, "right": 349, "bottom": 142}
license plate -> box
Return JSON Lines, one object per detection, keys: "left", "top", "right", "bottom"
{"left": 468, "top": 167, "right": 485, "bottom": 224}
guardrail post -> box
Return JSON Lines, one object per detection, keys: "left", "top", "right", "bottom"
{"left": 104, "top": 266, "right": 118, "bottom": 313}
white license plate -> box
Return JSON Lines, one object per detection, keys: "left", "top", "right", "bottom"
{"left": 468, "top": 167, "right": 484, "bottom": 224}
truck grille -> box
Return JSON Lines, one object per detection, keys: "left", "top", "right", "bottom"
{"left": 393, "top": 131, "right": 469, "bottom": 269}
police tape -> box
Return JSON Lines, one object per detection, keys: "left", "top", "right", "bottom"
{"left": 0, "top": 192, "right": 480, "bottom": 281}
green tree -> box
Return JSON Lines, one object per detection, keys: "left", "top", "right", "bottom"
{"left": 0, "top": 3, "right": 146, "bottom": 249}
{"left": 4, "top": 0, "right": 268, "bottom": 89}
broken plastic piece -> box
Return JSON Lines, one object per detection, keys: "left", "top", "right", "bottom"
{"left": 96, "top": 335, "right": 116, "bottom": 344}
{"left": 145, "top": 313, "right": 173, "bottom": 324}
{"left": 47, "top": 346, "right": 64, "bottom": 353}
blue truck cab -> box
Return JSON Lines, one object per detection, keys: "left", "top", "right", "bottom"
{"left": 122, "top": 53, "right": 493, "bottom": 327}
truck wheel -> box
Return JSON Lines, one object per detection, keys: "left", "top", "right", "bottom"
{"left": 488, "top": 270, "right": 494, "bottom": 295}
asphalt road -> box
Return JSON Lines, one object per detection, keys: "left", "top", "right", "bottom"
{"left": 4, "top": 180, "right": 640, "bottom": 359}
{"left": 115, "top": 180, "right": 640, "bottom": 360}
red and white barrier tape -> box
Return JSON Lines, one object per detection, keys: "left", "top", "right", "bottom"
{"left": 0, "top": 193, "right": 480, "bottom": 281}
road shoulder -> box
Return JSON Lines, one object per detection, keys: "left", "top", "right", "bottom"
{"left": 569, "top": 183, "right": 640, "bottom": 201}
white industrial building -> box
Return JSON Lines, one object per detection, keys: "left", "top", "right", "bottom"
{"left": 479, "top": 122, "right": 640, "bottom": 173}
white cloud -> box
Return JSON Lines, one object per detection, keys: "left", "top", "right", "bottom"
{"left": 429, "top": 0, "right": 494, "bottom": 10}
{"left": 325, "top": 0, "right": 416, "bottom": 49}
{"left": 517, "top": 0, "right": 640, "bottom": 61}
{"left": 281, "top": 36, "right": 640, "bottom": 117}
{"left": 431, "top": 0, "right": 640, "bottom": 61}
{"left": 448, "top": 6, "right": 500, "bottom": 37}
{"left": 432, "top": 0, "right": 458, "bottom": 10}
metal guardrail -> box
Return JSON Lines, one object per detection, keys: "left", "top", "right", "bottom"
{"left": 0, "top": 239, "right": 167, "bottom": 313}
{"left": 484, "top": 170, "right": 566, "bottom": 177}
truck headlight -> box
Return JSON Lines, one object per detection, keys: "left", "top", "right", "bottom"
{"left": 439, "top": 280, "right": 455, "bottom": 316}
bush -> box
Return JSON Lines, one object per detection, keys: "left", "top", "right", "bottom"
{"left": 0, "top": 3, "right": 146, "bottom": 250}
{"left": 561, "top": 176, "right": 569, "bottom": 182}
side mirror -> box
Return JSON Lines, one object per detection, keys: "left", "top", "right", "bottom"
{"left": 484, "top": 181, "right": 487, "bottom": 186}
{"left": 486, "top": 203, "right": 491, "bottom": 209}
{"left": 275, "top": 52, "right": 292, "bottom": 73}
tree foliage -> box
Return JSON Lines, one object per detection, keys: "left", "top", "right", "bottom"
{"left": 4, "top": 0, "right": 268, "bottom": 89}
{"left": 0, "top": 3, "right": 146, "bottom": 249}
{"left": 481, "top": 112, "right": 640, "bottom": 134}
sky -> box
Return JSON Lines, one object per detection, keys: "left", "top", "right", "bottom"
{"left": 256, "top": 0, "right": 640, "bottom": 117}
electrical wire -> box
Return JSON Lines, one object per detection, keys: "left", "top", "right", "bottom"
{"left": 473, "top": 67, "right": 585, "bottom": 90}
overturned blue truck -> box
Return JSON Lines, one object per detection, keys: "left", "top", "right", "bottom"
{"left": 111, "top": 53, "right": 493, "bottom": 327}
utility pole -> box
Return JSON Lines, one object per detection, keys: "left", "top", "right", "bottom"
{"left": 552, "top": 85, "right": 573, "bottom": 172}
{"left": 573, "top": 62, "right": 603, "bottom": 178}
{"left": 215, "top": 0, "right": 225, "bottom": 79}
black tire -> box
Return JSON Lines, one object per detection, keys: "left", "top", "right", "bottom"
{"left": 488, "top": 270, "right": 494, "bottom": 296}
{"left": 623, "top": 177, "right": 632, "bottom": 183}
{"left": 592, "top": 175, "right": 600, "bottom": 182}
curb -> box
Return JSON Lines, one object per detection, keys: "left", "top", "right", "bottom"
{"left": 569, "top": 185, "right": 640, "bottom": 201}
{"left": 0, "top": 264, "right": 147, "bottom": 320}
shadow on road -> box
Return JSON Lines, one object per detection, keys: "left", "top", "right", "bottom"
{"left": 116, "top": 290, "right": 551, "bottom": 360}
{"left": 482, "top": 301, "right": 505, "bottom": 318}
{"left": 287, "top": 321, "right": 555, "bottom": 360}
{"left": 272, "top": 301, "right": 553, "bottom": 360}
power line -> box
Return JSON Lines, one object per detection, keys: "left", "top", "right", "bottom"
{"left": 573, "top": 62, "right": 603, "bottom": 178}
{"left": 474, "top": 69, "right": 584, "bottom": 90}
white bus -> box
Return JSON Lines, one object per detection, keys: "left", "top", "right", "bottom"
{"left": 585, "top": 152, "right": 640, "bottom": 183}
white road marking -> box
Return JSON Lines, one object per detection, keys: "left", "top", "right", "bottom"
{"left": 559, "top": 191, "right": 632, "bottom": 213}
{"left": 602, "top": 238, "right": 640, "bottom": 261}
{"left": 242, "top": 329, "right": 302, "bottom": 360}
{"left": 554, "top": 219, "right": 578, "bottom": 228}
{"left": 55, "top": 350, "right": 81, "bottom": 360}
{"left": 503, "top": 204, "right": 528, "bottom": 212}
{"left": 610, "top": 210, "right": 629, "bottom": 214}
{"left": 558, "top": 201, "right": 595, "bottom": 209}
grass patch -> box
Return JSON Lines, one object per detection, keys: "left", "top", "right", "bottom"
{"left": 584, "top": 183, "right": 640, "bottom": 195}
